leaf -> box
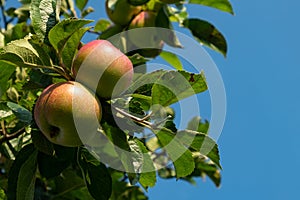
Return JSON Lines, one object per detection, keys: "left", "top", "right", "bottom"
{"left": 75, "top": 0, "right": 88, "bottom": 11}
{"left": 78, "top": 148, "right": 112, "bottom": 200}
{"left": 177, "top": 130, "right": 221, "bottom": 168}
{"left": 156, "top": 7, "right": 182, "bottom": 48}
{"left": 31, "top": 128, "right": 55, "bottom": 156}
{"left": 48, "top": 18, "right": 93, "bottom": 53}
{"left": 16, "top": 149, "right": 38, "bottom": 200}
{"left": 183, "top": 18, "right": 227, "bottom": 56}
{"left": 0, "top": 61, "right": 15, "bottom": 97}
{"left": 30, "top": 0, "right": 60, "bottom": 42}
{"left": 0, "top": 38, "right": 53, "bottom": 67}
{"left": 156, "top": 129, "right": 195, "bottom": 178}
{"left": 189, "top": 0, "right": 234, "bottom": 14}
{"left": 7, "top": 102, "right": 32, "bottom": 124}
{"left": 187, "top": 116, "right": 209, "bottom": 134}
{"left": 128, "top": 0, "right": 150, "bottom": 6}
{"left": 152, "top": 70, "right": 207, "bottom": 106}
{"left": 7, "top": 144, "right": 36, "bottom": 200}
{"left": 0, "top": 102, "right": 14, "bottom": 120}
{"left": 61, "top": 27, "right": 91, "bottom": 69}
{"left": 129, "top": 139, "right": 156, "bottom": 189}
{"left": 160, "top": 51, "right": 183, "bottom": 70}
{"left": 4, "top": 22, "right": 30, "bottom": 44}
{"left": 94, "top": 19, "right": 111, "bottom": 32}
{"left": 193, "top": 160, "right": 221, "bottom": 187}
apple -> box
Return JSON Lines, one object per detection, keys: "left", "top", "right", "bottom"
{"left": 34, "top": 81, "right": 102, "bottom": 147}
{"left": 72, "top": 40, "right": 134, "bottom": 99}
{"left": 128, "top": 11, "right": 163, "bottom": 57}
{"left": 106, "top": 0, "right": 142, "bottom": 26}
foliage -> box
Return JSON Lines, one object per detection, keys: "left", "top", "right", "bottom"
{"left": 0, "top": 0, "right": 233, "bottom": 199}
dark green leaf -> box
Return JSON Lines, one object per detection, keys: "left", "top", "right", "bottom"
{"left": 61, "top": 27, "right": 90, "bottom": 69}
{"left": 0, "top": 61, "right": 15, "bottom": 97}
{"left": 37, "top": 151, "right": 71, "bottom": 179}
{"left": 7, "top": 102, "right": 32, "bottom": 124}
{"left": 7, "top": 144, "right": 36, "bottom": 200}
{"left": 156, "top": 129, "right": 195, "bottom": 178}
{"left": 79, "top": 148, "right": 112, "bottom": 200}
{"left": 31, "top": 128, "right": 55, "bottom": 156}
{"left": 193, "top": 160, "right": 221, "bottom": 187}
{"left": 189, "top": 0, "right": 234, "bottom": 14}
{"left": 30, "top": 0, "right": 60, "bottom": 42}
{"left": 4, "top": 22, "right": 30, "bottom": 44}
{"left": 152, "top": 70, "right": 207, "bottom": 106}
{"left": 128, "top": 0, "right": 150, "bottom": 6}
{"left": 75, "top": 0, "right": 88, "bottom": 11}
{"left": 183, "top": 18, "right": 227, "bottom": 56}
{"left": 177, "top": 130, "right": 221, "bottom": 168}
{"left": 160, "top": 51, "right": 183, "bottom": 70}
{"left": 187, "top": 116, "right": 210, "bottom": 134}
{"left": 48, "top": 18, "right": 93, "bottom": 53}
{"left": 99, "top": 24, "right": 124, "bottom": 40}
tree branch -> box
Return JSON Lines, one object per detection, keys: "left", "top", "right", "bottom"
{"left": 0, "top": 127, "right": 26, "bottom": 144}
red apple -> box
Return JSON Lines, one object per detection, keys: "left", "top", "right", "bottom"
{"left": 72, "top": 40, "right": 134, "bottom": 99}
{"left": 34, "top": 81, "right": 102, "bottom": 147}
{"left": 106, "top": 0, "right": 142, "bottom": 26}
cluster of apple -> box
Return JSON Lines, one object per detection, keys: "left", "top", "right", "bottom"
{"left": 105, "top": 0, "right": 181, "bottom": 58}
{"left": 34, "top": 40, "right": 134, "bottom": 147}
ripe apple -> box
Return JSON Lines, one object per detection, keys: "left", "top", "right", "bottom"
{"left": 106, "top": 0, "right": 142, "bottom": 26}
{"left": 128, "top": 11, "right": 163, "bottom": 57}
{"left": 72, "top": 40, "right": 134, "bottom": 99}
{"left": 34, "top": 81, "right": 102, "bottom": 147}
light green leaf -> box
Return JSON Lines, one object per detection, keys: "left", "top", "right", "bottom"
{"left": 75, "top": 0, "right": 88, "bottom": 11}
{"left": 30, "top": 0, "right": 61, "bottom": 42}
{"left": 152, "top": 70, "right": 207, "bottom": 106}
{"left": 160, "top": 51, "right": 183, "bottom": 70}
{"left": 189, "top": 0, "right": 234, "bottom": 14}
{"left": 0, "top": 61, "right": 15, "bottom": 97}
{"left": 177, "top": 130, "right": 221, "bottom": 168}
{"left": 61, "top": 27, "right": 90, "bottom": 69}
{"left": 0, "top": 102, "right": 14, "bottom": 120}
{"left": 94, "top": 19, "right": 111, "bottom": 32}
{"left": 48, "top": 18, "right": 93, "bottom": 53}
{"left": 183, "top": 18, "right": 227, "bottom": 56}
{"left": 156, "top": 129, "right": 195, "bottom": 178}
{"left": 187, "top": 116, "right": 209, "bottom": 134}
{"left": 7, "top": 102, "right": 32, "bottom": 124}
{"left": 16, "top": 150, "right": 38, "bottom": 200}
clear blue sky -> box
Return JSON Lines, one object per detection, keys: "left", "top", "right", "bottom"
{"left": 9, "top": 0, "right": 300, "bottom": 199}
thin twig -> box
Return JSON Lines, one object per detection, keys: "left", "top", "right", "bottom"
{"left": 0, "top": 121, "right": 7, "bottom": 137}
{"left": 0, "top": 3, "right": 8, "bottom": 30}
{"left": 0, "top": 127, "right": 26, "bottom": 144}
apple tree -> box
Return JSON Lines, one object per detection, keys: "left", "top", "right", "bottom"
{"left": 0, "top": 0, "right": 233, "bottom": 199}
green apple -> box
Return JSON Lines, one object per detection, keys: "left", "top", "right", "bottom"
{"left": 106, "top": 0, "right": 142, "bottom": 26}
{"left": 128, "top": 11, "right": 163, "bottom": 57}
{"left": 34, "top": 81, "right": 102, "bottom": 147}
{"left": 72, "top": 40, "right": 134, "bottom": 99}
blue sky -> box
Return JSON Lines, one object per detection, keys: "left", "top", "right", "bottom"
{"left": 8, "top": 0, "right": 300, "bottom": 199}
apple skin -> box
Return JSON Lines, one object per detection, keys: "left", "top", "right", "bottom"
{"left": 72, "top": 40, "right": 134, "bottom": 99}
{"left": 128, "top": 11, "right": 163, "bottom": 57}
{"left": 106, "top": 0, "right": 142, "bottom": 26}
{"left": 34, "top": 81, "right": 102, "bottom": 147}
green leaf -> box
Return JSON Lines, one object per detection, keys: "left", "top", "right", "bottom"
{"left": 177, "top": 130, "right": 221, "bottom": 168}
{"left": 193, "top": 159, "right": 221, "bottom": 187}
{"left": 189, "top": 0, "right": 234, "bottom": 14}
{"left": 129, "top": 139, "right": 156, "bottom": 189}
{"left": 16, "top": 149, "right": 38, "bottom": 200}
{"left": 156, "top": 7, "right": 182, "bottom": 48}
{"left": 0, "top": 38, "right": 53, "bottom": 68}
{"left": 75, "top": 0, "right": 88, "bottom": 11}
{"left": 99, "top": 24, "right": 124, "bottom": 40}
{"left": 31, "top": 128, "right": 55, "bottom": 155}
{"left": 7, "top": 144, "right": 36, "bottom": 200}
{"left": 7, "top": 102, "right": 32, "bottom": 124}
{"left": 82, "top": 7, "right": 94, "bottom": 18}
{"left": 78, "top": 148, "right": 112, "bottom": 200}
{"left": 4, "top": 22, "right": 30, "bottom": 44}
{"left": 128, "top": 0, "right": 150, "bottom": 6}
{"left": 187, "top": 116, "right": 209, "bottom": 134}
{"left": 0, "top": 61, "right": 15, "bottom": 97}
{"left": 183, "top": 18, "right": 227, "bottom": 56}
{"left": 0, "top": 188, "right": 7, "bottom": 200}
{"left": 152, "top": 70, "right": 207, "bottom": 106}
{"left": 160, "top": 51, "right": 183, "bottom": 70}
{"left": 48, "top": 18, "right": 93, "bottom": 53}
{"left": 0, "top": 102, "right": 14, "bottom": 120}
{"left": 61, "top": 27, "right": 91, "bottom": 69}
{"left": 94, "top": 19, "right": 111, "bottom": 32}
{"left": 156, "top": 129, "right": 195, "bottom": 178}
{"left": 30, "top": 0, "right": 60, "bottom": 42}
